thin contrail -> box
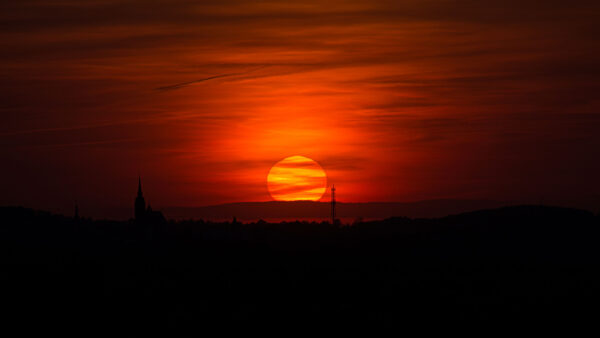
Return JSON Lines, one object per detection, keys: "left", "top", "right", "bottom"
{"left": 155, "top": 65, "right": 269, "bottom": 91}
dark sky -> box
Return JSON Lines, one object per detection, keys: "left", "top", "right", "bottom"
{"left": 1, "top": 0, "right": 599, "bottom": 217}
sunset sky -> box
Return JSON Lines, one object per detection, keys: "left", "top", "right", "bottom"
{"left": 1, "top": 1, "right": 599, "bottom": 216}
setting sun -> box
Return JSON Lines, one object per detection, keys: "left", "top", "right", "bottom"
{"left": 267, "top": 156, "right": 327, "bottom": 201}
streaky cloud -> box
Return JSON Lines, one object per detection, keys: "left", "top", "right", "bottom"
{"left": 155, "top": 65, "right": 270, "bottom": 91}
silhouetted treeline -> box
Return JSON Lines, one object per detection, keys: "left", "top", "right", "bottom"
{"left": 1, "top": 206, "right": 599, "bottom": 334}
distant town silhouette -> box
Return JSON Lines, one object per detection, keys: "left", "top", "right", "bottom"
{"left": 1, "top": 177, "right": 599, "bottom": 334}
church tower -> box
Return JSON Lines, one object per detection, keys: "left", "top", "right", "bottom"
{"left": 135, "top": 177, "right": 146, "bottom": 221}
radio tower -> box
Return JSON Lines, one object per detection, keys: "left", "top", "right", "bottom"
{"left": 331, "top": 184, "right": 336, "bottom": 225}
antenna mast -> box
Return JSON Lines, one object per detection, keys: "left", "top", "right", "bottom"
{"left": 331, "top": 184, "right": 336, "bottom": 224}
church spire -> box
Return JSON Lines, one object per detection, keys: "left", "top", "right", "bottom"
{"left": 138, "top": 176, "right": 143, "bottom": 196}
{"left": 135, "top": 176, "right": 146, "bottom": 221}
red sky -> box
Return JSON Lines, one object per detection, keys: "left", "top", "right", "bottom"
{"left": 1, "top": 0, "right": 599, "bottom": 217}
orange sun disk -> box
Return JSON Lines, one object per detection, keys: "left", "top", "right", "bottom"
{"left": 267, "top": 156, "right": 327, "bottom": 201}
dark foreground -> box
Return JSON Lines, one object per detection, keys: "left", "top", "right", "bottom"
{"left": 1, "top": 205, "right": 599, "bottom": 334}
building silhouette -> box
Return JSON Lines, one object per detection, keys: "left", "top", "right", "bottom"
{"left": 134, "top": 177, "right": 165, "bottom": 224}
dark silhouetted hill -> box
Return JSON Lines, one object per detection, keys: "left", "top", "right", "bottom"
{"left": 162, "top": 199, "right": 512, "bottom": 221}
{"left": 1, "top": 205, "right": 599, "bottom": 334}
